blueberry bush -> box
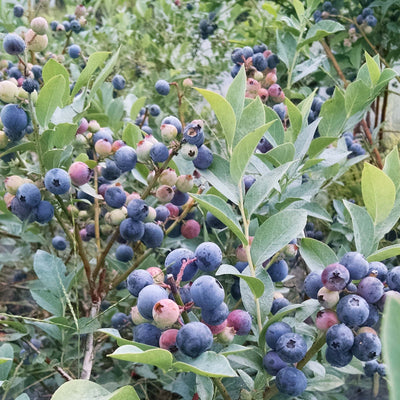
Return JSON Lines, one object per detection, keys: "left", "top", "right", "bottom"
{"left": 1, "top": 0, "right": 400, "bottom": 399}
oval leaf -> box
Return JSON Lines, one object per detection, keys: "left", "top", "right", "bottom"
{"left": 299, "top": 238, "right": 338, "bottom": 271}
{"left": 367, "top": 245, "right": 400, "bottom": 262}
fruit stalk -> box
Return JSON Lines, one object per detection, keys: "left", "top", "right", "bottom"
{"left": 212, "top": 378, "right": 232, "bottom": 400}
{"left": 167, "top": 274, "right": 190, "bottom": 324}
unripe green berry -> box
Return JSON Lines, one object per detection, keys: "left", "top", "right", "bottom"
{"left": 180, "top": 143, "right": 198, "bottom": 161}
{"left": 175, "top": 174, "right": 194, "bottom": 192}
{"left": 31, "top": 17, "right": 48, "bottom": 35}
{"left": 159, "top": 168, "right": 177, "bottom": 186}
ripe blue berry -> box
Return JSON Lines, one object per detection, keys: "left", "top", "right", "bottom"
{"left": 201, "top": 302, "right": 229, "bottom": 326}
{"left": 101, "top": 160, "right": 121, "bottom": 181}
{"left": 265, "top": 322, "right": 292, "bottom": 350}
{"left": 150, "top": 142, "right": 169, "bottom": 163}
{"left": 104, "top": 186, "right": 126, "bottom": 208}
{"left": 1, "top": 104, "right": 28, "bottom": 134}
{"left": 127, "top": 269, "right": 153, "bottom": 297}
{"left": 52, "top": 236, "right": 68, "bottom": 251}
{"left": 16, "top": 183, "right": 41, "bottom": 208}
{"left": 304, "top": 271, "right": 323, "bottom": 299}
{"left": 68, "top": 44, "right": 81, "bottom": 59}
{"left": 263, "top": 351, "right": 287, "bottom": 376}
{"left": 268, "top": 260, "right": 289, "bottom": 282}
{"left": 176, "top": 322, "right": 213, "bottom": 358}
{"left": 276, "top": 332, "right": 307, "bottom": 363}
{"left": 242, "top": 46, "right": 253, "bottom": 59}
{"left": 243, "top": 175, "right": 255, "bottom": 193}
{"left": 326, "top": 347, "right": 353, "bottom": 367}
{"left": 111, "top": 312, "right": 130, "bottom": 330}
{"left": 93, "top": 128, "right": 113, "bottom": 144}
{"left": 252, "top": 53, "right": 268, "bottom": 71}
{"left": 340, "top": 252, "right": 369, "bottom": 280}
{"left": 44, "top": 168, "right": 71, "bottom": 195}
{"left": 34, "top": 200, "right": 54, "bottom": 224}
{"left": 119, "top": 218, "right": 145, "bottom": 241}
{"left": 141, "top": 223, "right": 164, "bottom": 248}
{"left": 171, "top": 189, "right": 189, "bottom": 206}
{"left": 321, "top": 263, "right": 350, "bottom": 291}
{"left": 357, "top": 276, "right": 384, "bottom": 304}
{"left": 155, "top": 205, "right": 170, "bottom": 222}
{"left": 364, "top": 360, "right": 379, "bottom": 377}
{"left": 362, "top": 304, "right": 379, "bottom": 327}
{"left": 161, "top": 115, "right": 182, "bottom": 134}
{"left": 271, "top": 298, "right": 290, "bottom": 315}
{"left": 336, "top": 295, "right": 369, "bottom": 327}
{"left": 193, "top": 145, "right": 213, "bottom": 169}
{"left": 133, "top": 323, "right": 162, "bottom": 347}
{"left": 387, "top": 266, "right": 400, "bottom": 291}
{"left": 3, "top": 33, "right": 26, "bottom": 55}
{"left": 231, "top": 48, "right": 244, "bottom": 64}
{"left": 368, "top": 261, "right": 388, "bottom": 282}
{"left": 352, "top": 332, "right": 381, "bottom": 361}
{"left": 164, "top": 248, "right": 197, "bottom": 281}
{"left": 206, "top": 212, "right": 225, "bottom": 229}
{"left": 13, "top": 5, "right": 24, "bottom": 17}
{"left": 326, "top": 324, "right": 354, "bottom": 351}
{"left": 112, "top": 74, "right": 125, "bottom": 90}
{"left": 8, "top": 66, "right": 22, "bottom": 79}
{"left": 22, "top": 78, "right": 36, "bottom": 93}
{"left": 114, "top": 146, "right": 137, "bottom": 172}
{"left": 275, "top": 367, "right": 307, "bottom": 397}
{"left": 115, "top": 244, "right": 134, "bottom": 262}
{"left": 191, "top": 275, "right": 225, "bottom": 310}
{"left": 127, "top": 199, "right": 149, "bottom": 221}
{"left": 137, "top": 284, "right": 168, "bottom": 320}
{"left": 149, "top": 104, "right": 161, "bottom": 117}
{"left": 70, "top": 20, "right": 81, "bottom": 33}
{"left": 155, "top": 79, "right": 170, "bottom": 95}
{"left": 195, "top": 242, "right": 222, "bottom": 272}
{"left": 183, "top": 122, "right": 205, "bottom": 147}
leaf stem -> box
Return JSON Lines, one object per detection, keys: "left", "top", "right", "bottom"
{"left": 212, "top": 378, "right": 232, "bottom": 400}
{"left": 167, "top": 274, "right": 190, "bottom": 324}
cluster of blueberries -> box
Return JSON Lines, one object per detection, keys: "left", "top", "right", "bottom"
{"left": 49, "top": 4, "right": 87, "bottom": 34}
{"left": 111, "top": 244, "right": 252, "bottom": 358}
{"left": 308, "top": 96, "right": 325, "bottom": 139}
{"left": 313, "top": 1, "right": 339, "bottom": 22}
{"left": 199, "top": 12, "right": 218, "bottom": 40}
{"left": 304, "top": 251, "right": 392, "bottom": 376}
{"left": 343, "top": 131, "right": 366, "bottom": 158}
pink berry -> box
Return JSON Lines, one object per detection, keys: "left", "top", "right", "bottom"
{"left": 95, "top": 138, "right": 112, "bottom": 156}
{"left": 4, "top": 192, "right": 14, "bottom": 208}
{"left": 165, "top": 203, "right": 179, "bottom": 218}
{"left": 152, "top": 299, "right": 180, "bottom": 328}
{"left": 159, "top": 168, "right": 178, "bottom": 186}
{"left": 181, "top": 220, "right": 201, "bottom": 239}
{"left": 160, "top": 124, "right": 178, "bottom": 142}
{"left": 268, "top": 83, "right": 282, "bottom": 98}
{"left": 217, "top": 326, "right": 236, "bottom": 344}
{"left": 112, "top": 140, "right": 125, "bottom": 152}
{"left": 147, "top": 267, "right": 165, "bottom": 284}
{"left": 136, "top": 139, "right": 154, "bottom": 162}
{"left": 68, "top": 162, "right": 91, "bottom": 186}
{"left": 204, "top": 319, "right": 228, "bottom": 335}
{"left": 258, "top": 88, "right": 269, "bottom": 103}
{"left": 315, "top": 309, "right": 339, "bottom": 331}
{"left": 156, "top": 185, "right": 174, "bottom": 203}
{"left": 317, "top": 287, "right": 339, "bottom": 309}
{"left": 183, "top": 78, "right": 193, "bottom": 87}
{"left": 263, "top": 50, "right": 272, "bottom": 58}
{"left": 265, "top": 72, "right": 277, "bottom": 87}
{"left": 76, "top": 118, "right": 89, "bottom": 135}
{"left": 131, "top": 306, "right": 148, "bottom": 324}
{"left": 236, "top": 237, "right": 253, "bottom": 262}
{"left": 227, "top": 310, "right": 252, "bottom": 335}
{"left": 31, "top": 17, "right": 48, "bottom": 35}
{"left": 159, "top": 329, "right": 179, "bottom": 351}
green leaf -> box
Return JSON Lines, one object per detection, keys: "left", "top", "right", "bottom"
{"left": 307, "top": 375, "right": 345, "bottom": 392}
{"left": 308, "top": 137, "right": 337, "bottom": 158}
{"left": 0, "top": 344, "right": 13, "bottom": 380}
{"left": 383, "top": 148, "right": 400, "bottom": 189}
{"left": 276, "top": 31, "right": 297, "bottom": 70}
{"left": 71, "top": 52, "right": 110, "bottom": 98}
{"left": 0, "top": 358, "right": 11, "bottom": 365}
{"left": 195, "top": 87, "right": 236, "bottom": 152}
{"left": 216, "top": 264, "right": 264, "bottom": 298}
{"left": 36, "top": 75, "right": 66, "bottom": 128}
{"left": 130, "top": 96, "right": 147, "bottom": 120}
{"left": 122, "top": 123, "right": 143, "bottom": 148}
{"left": 0, "top": 142, "right": 35, "bottom": 159}
{"left": 264, "top": 106, "right": 285, "bottom": 145}
{"left": 251, "top": 210, "right": 307, "bottom": 267}
{"left": 234, "top": 96, "right": 265, "bottom": 147}
{"left": 196, "top": 375, "right": 214, "bottom": 400}
{"left": 260, "top": 143, "right": 295, "bottom": 167}
{"left": 226, "top": 65, "right": 246, "bottom": 123}
{"left": 245, "top": 162, "right": 291, "bottom": 216}
{"left": 284, "top": 98, "right": 302, "bottom": 140}
{"left": 30, "top": 290, "right": 64, "bottom": 316}
{"left": 173, "top": 351, "right": 237, "bottom": 378}
{"left": 345, "top": 80, "right": 371, "bottom": 117}
{"left": 42, "top": 59, "right": 70, "bottom": 106}
{"left": 299, "top": 238, "right": 338, "bottom": 271}
{"left": 230, "top": 122, "right": 275, "bottom": 184}
{"left": 382, "top": 297, "right": 400, "bottom": 400}
{"left": 301, "top": 20, "right": 345, "bottom": 47}
{"left": 191, "top": 194, "right": 246, "bottom": 244}
{"left": 319, "top": 88, "right": 346, "bottom": 137}
{"left": 98, "top": 328, "right": 156, "bottom": 350}
{"left": 365, "top": 52, "right": 380, "bottom": 85}
{"left": 86, "top": 48, "right": 121, "bottom": 106}
{"left": 372, "top": 68, "right": 398, "bottom": 98}
{"left": 362, "top": 163, "right": 396, "bottom": 224}
{"left": 109, "top": 344, "right": 173, "bottom": 371}
{"left": 51, "top": 123, "right": 78, "bottom": 148}
{"left": 15, "top": 395, "right": 30, "bottom": 400}
{"left": 367, "top": 245, "right": 400, "bottom": 262}
{"left": 293, "top": 0, "right": 305, "bottom": 18}
{"left": 343, "top": 200, "right": 375, "bottom": 256}
{"left": 294, "top": 118, "right": 321, "bottom": 159}
{"left": 109, "top": 386, "right": 140, "bottom": 400}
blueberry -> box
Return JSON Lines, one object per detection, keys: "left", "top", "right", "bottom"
{"left": 263, "top": 351, "right": 288, "bottom": 376}
{"left": 191, "top": 275, "right": 225, "bottom": 310}
{"left": 362, "top": 304, "right": 379, "bottom": 327}
{"left": 127, "top": 199, "right": 149, "bottom": 221}
{"left": 8, "top": 66, "right": 22, "bottom": 79}
{"left": 13, "top": 5, "right": 24, "bottom": 17}
{"left": 313, "top": 10, "right": 322, "bottom": 21}
{"left": 176, "top": 322, "right": 213, "bottom": 357}
{"left": 102, "top": 160, "right": 121, "bottom": 181}
{"left": 63, "top": 21, "right": 71, "bottom": 31}
{"left": 276, "top": 332, "right": 307, "bottom": 363}
{"left": 68, "top": 44, "right": 81, "bottom": 59}
{"left": 50, "top": 21, "right": 58, "bottom": 31}
{"left": 193, "top": 145, "right": 213, "bottom": 169}
{"left": 266, "top": 54, "right": 280, "bottom": 69}
{"left": 234, "top": 262, "right": 248, "bottom": 273}
{"left": 137, "top": 284, "right": 168, "bottom": 320}
{"left": 183, "top": 122, "right": 205, "bottom": 147}
{"left": 257, "top": 137, "right": 273, "bottom": 153}
{"left": 16, "top": 183, "right": 41, "bottom": 208}
{"left": 111, "top": 312, "right": 130, "bottom": 330}
{"left": 231, "top": 64, "right": 241, "bottom": 78}
{"left": 336, "top": 295, "right": 369, "bottom": 327}
{"left": 364, "top": 360, "right": 379, "bottom": 377}
{"left": 321, "top": 263, "right": 350, "bottom": 291}
{"left": 34, "top": 200, "right": 54, "bottom": 224}
{"left": 226, "top": 309, "right": 252, "bottom": 335}
{"left": 231, "top": 279, "right": 241, "bottom": 300}
{"left": 357, "top": 277, "right": 384, "bottom": 304}
{"left": 265, "top": 322, "right": 292, "bottom": 350}
{"left": 22, "top": 78, "right": 36, "bottom": 93}
{"left": 119, "top": 218, "right": 145, "bottom": 241}
{"left": 155, "top": 79, "right": 170, "bottom": 95}
{"left": 155, "top": 205, "right": 170, "bottom": 222}
{"left": 133, "top": 323, "right": 162, "bottom": 347}
{"left": 201, "top": 302, "right": 229, "bottom": 326}
{"left": 3, "top": 33, "right": 26, "bottom": 55}
{"left": 252, "top": 53, "right": 268, "bottom": 71}
{"left": 44, "top": 168, "right": 71, "bottom": 195}
{"left": 323, "top": 1, "right": 332, "bottom": 11}
{"left": 169, "top": 285, "right": 193, "bottom": 304}
{"left": 366, "top": 15, "right": 377, "bottom": 27}
{"left": 368, "top": 262, "right": 387, "bottom": 282}
{"left": 231, "top": 48, "right": 244, "bottom": 64}
{"left": 271, "top": 298, "right": 290, "bottom": 315}
{"left": 93, "top": 129, "right": 113, "bottom": 144}
{"left": 326, "top": 324, "right": 354, "bottom": 351}
{"left": 171, "top": 190, "right": 189, "bottom": 206}
{"left": 275, "top": 367, "right": 307, "bottom": 397}
{"left": 386, "top": 266, "right": 400, "bottom": 291}
{"left": 112, "top": 74, "right": 125, "bottom": 90}
{"left": 273, "top": 104, "right": 286, "bottom": 121}
{"left": 161, "top": 115, "right": 182, "bottom": 134}
{"left": 115, "top": 244, "right": 134, "bottom": 262}
{"left": 141, "top": 125, "right": 153, "bottom": 135}
{"left": 195, "top": 242, "right": 222, "bottom": 272}
{"left": 340, "top": 252, "right": 369, "bottom": 280}
{"left": 326, "top": 347, "right": 353, "bottom": 367}
{"left": 149, "top": 104, "right": 161, "bottom": 117}
{"left": 104, "top": 186, "right": 126, "bottom": 208}
{"left": 242, "top": 46, "right": 253, "bottom": 59}
{"left": 52, "top": 236, "right": 68, "bottom": 251}
{"left": 243, "top": 175, "right": 255, "bottom": 193}
{"left": 13, "top": 270, "right": 27, "bottom": 283}
{"left": 150, "top": 143, "right": 169, "bottom": 163}
{"left": 141, "top": 223, "right": 164, "bottom": 248}
{"left": 377, "top": 364, "right": 386, "bottom": 376}
{"left": 31, "top": 65, "right": 42, "bottom": 80}
{"left": 127, "top": 269, "right": 153, "bottom": 297}
{"left": 253, "top": 43, "right": 267, "bottom": 53}
{"left": 165, "top": 248, "right": 197, "bottom": 281}
{"left": 304, "top": 271, "right": 323, "bottom": 299}
{"left": 70, "top": 20, "right": 81, "bottom": 33}
{"left": 206, "top": 212, "right": 225, "bottom": 229}
{"left": 268, "top": 260, "right": 289, "bottom": 282}
{"left": 114, "top": 146, "right": 137, "bottom": 172}
{"left": 362, "top": 7, "right": 373, "bottom": 18}
{"left": 1, "top": 104, "right": 28, "bottom": 134}
{"left": 11, "top": 197, "right": 34, "bottom": 221}
{"left": 352, "top": 332, "right": 381, "bottom": 361}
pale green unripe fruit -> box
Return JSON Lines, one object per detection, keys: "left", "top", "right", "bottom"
{"left": 180, "top": 143, "right": 198, "bottom": 161}
{"left": 0, "top": 81, "right": 18, "bottom": 103}
{"left": 159, "top": 168, "right": 177, "bottom": 186}
{"left": 31, "top": 17, "right": 48, "bottom": 35}
{"left": 175, "top": 174, "right": 194, "bottom": 192}
{"left": 317, "top": 287, "right": 339, "bottom": 309}
{"left": 25, "top": 29, "right": 48, "bottom": 52}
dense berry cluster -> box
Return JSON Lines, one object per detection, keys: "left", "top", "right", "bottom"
{"left": 199, "top": 12, "right": 218, "bottom": 39}
{"left": 343, "top": 131, "right": 366, "bottom": 158}
{"left": 313, "top": 1, "right": 338, "bottom": 22}
{"left": 50, "top": 4, "right": 87, "bottom": 34}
